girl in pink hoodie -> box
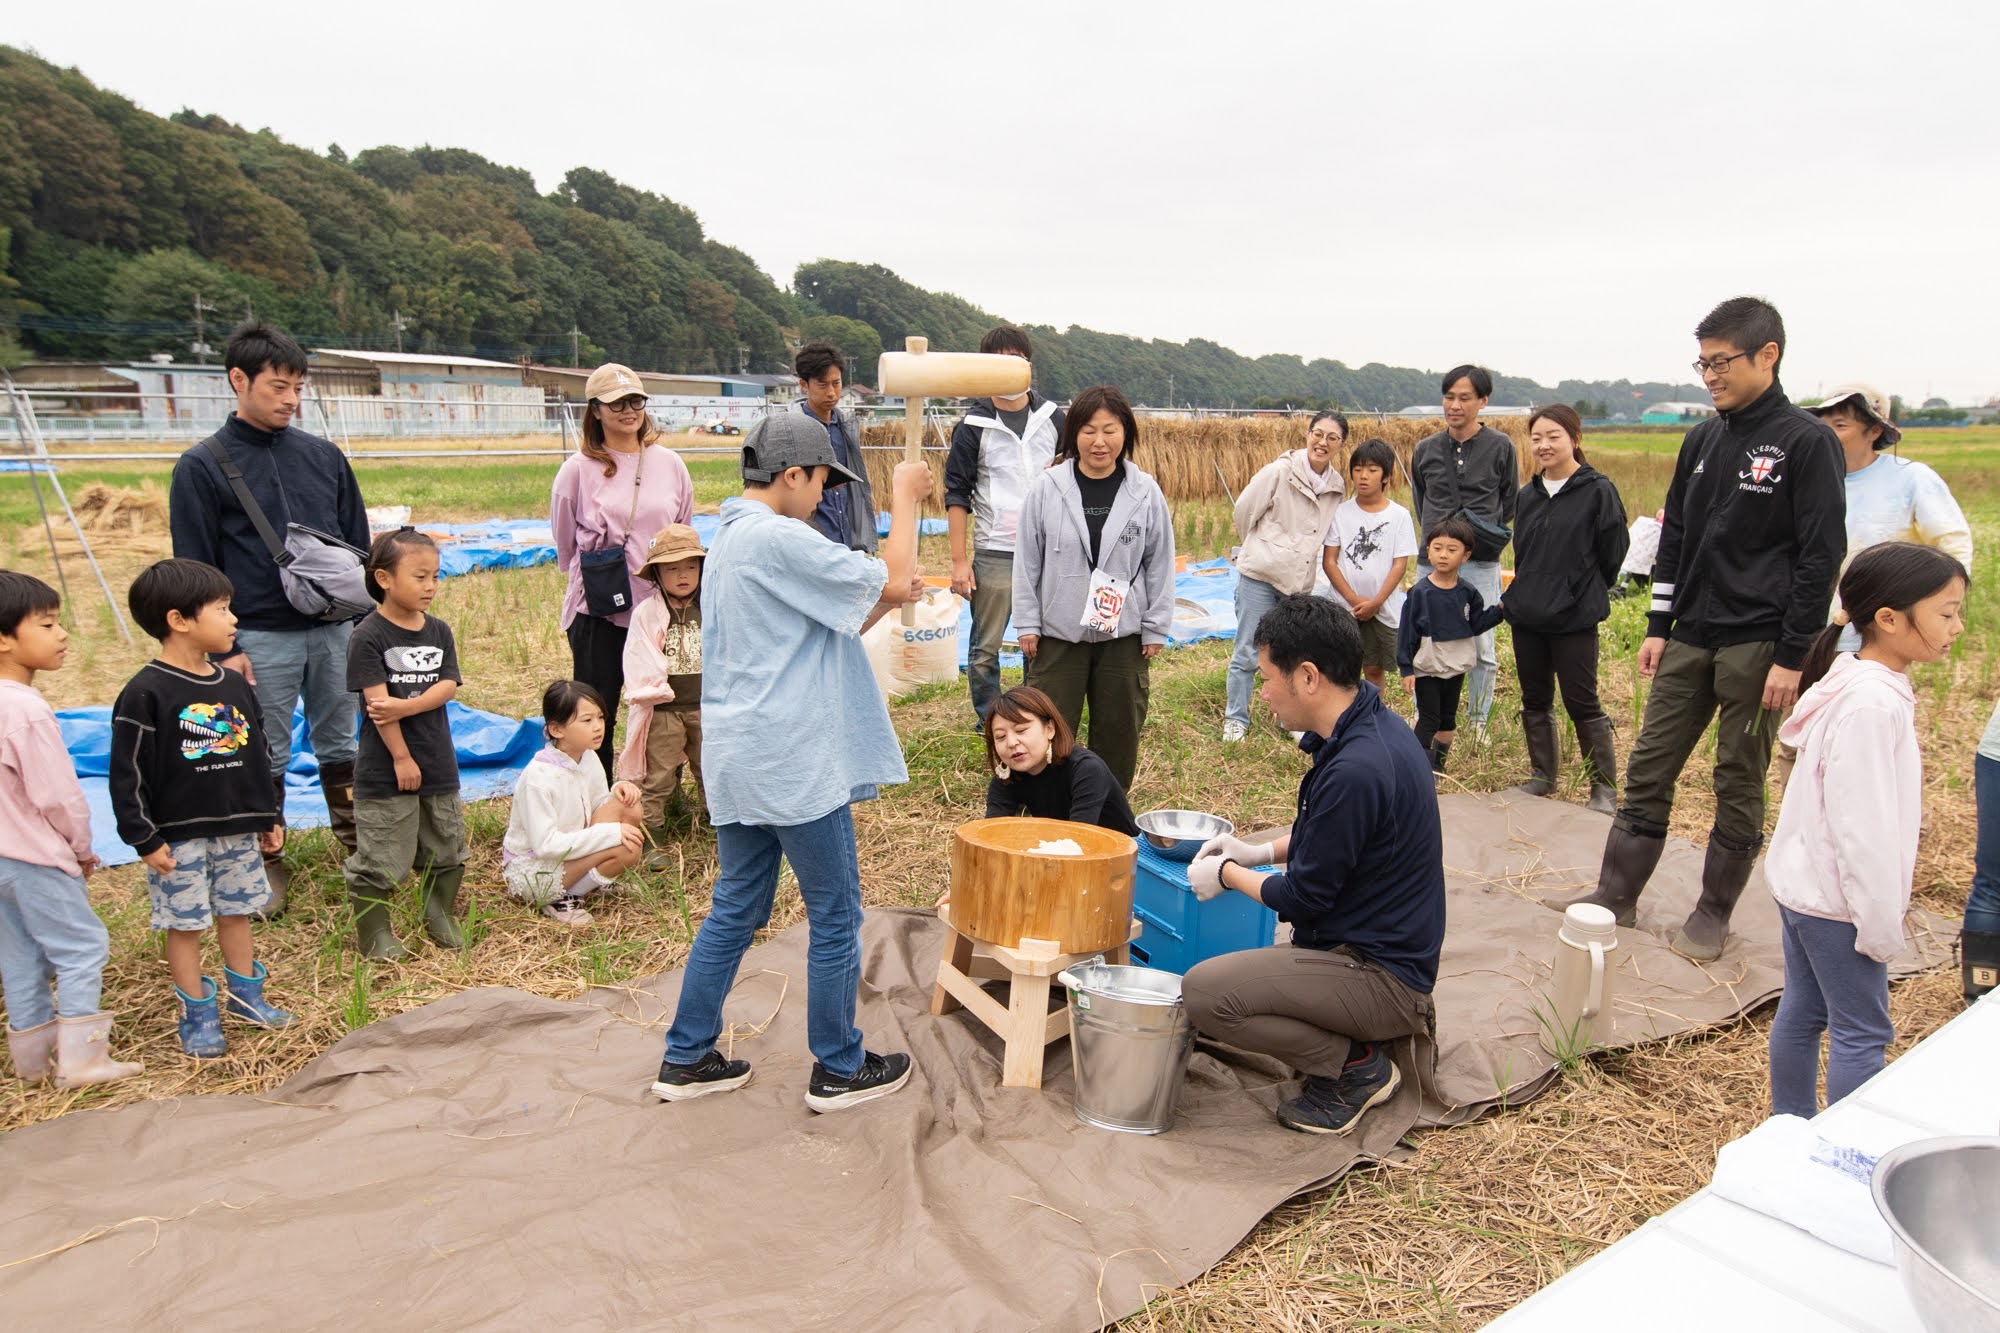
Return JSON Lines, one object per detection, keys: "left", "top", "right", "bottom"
{"left": 1766, "top": 542, "right": 1967, "bottom": 1118}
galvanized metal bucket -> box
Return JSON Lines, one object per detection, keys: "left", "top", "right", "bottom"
{"left": 1056, "top": 960, "right": 1195, "bottom": 1135}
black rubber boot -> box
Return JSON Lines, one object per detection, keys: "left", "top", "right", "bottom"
{"left": 258, "top": 772, "right": 289, "bottom": 921}
{"left": 1573, "top": 716, "right": 1620, "bottom": 816}
{"left": 1430, "top": 740, "right": 1451, "bottom": 774}
{"left": 1671, "top": 827, "right": 1761, "bottom": 962}
{"left": 420, "top": 865, "right": 467, "bottom": 951}
{"left": 1542, "top": 811, "right": 1667, "bottom": 926}
{"left": 350, "top": 889, "right": 409, "bottom": 962}
{"left": 319, "top": 759, "right": 360, "bottom": 856}
{"left": 1962, "top": 930, "right": 2000, "bottom": 1008}
{"left": 1510, "top": 710, "right": 1559, "bottom": 797}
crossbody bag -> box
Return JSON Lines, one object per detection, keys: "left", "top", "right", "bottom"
{"left": 578, "top": 448, "right": 644, "bottom": 618}
{"left": 202, "top": 434, "right": 373, "bottom": 622}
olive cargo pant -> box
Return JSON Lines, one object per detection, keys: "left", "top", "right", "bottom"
{"left": 1621, "top": 639, "right": 1777, "bottom": 846}
{"left": 1024, "top": 634, "right": 1149, "bottom": 792}
{"left": 1182, "top": 944, "right": 1435, "bottom": 1079}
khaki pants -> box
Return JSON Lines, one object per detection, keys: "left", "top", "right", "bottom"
{"left": 639, "top": 706, "right": 703, "bottom": 826}
{"left": 1182, "top": 944, "right": 1435, "bottom": 1079}
{"left": 1025, "top": 635, "right": 1148, "bottom": 791}
{"left": 1621, "top": 638, "right": 1776, "bottom": 844}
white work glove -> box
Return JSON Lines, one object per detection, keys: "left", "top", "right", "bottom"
{"left": 1187, "top": 855, "right": 1228, "bottom": 901}
{"left": 1196, "top": 832, "right": 1275, "bottom": 867}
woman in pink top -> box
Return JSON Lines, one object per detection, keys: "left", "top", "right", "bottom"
{"left": 550, "top": 363, "right": 695, "bottom": 779}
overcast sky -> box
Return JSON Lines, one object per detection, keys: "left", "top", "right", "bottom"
{"left": 14, "top": 1, "right": 1998, "bottom": 402}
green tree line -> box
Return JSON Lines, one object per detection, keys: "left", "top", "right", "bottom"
{"left": 0, "top": 46, "right": 1702, "bottom": 411}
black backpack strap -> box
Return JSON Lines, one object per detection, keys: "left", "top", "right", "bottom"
{"left": 201, "top": 433, "right": 290, "bottom": 565}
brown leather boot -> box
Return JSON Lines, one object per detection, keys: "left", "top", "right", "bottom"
{"left": 1671, "top": 827, "right": 1761, "bottom": 962}
{"left": 319, "top": 759, "right": 359, "bottom": 855}
{"left": 1542, "top": 811, "right": 1666, "bottom": 926}
{"left": 259, "top": 772, "right": 290, "bottom": 920}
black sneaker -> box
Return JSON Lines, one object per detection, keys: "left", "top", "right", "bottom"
{"left": 804, "top": 1050, "right": 912, "bottom": 1113}
{"left": 1276, "top": 1044, "right": 1402, "bottom": 1135}
{"left": 651, "top": 1050, "right": 752, "bottom": 1102}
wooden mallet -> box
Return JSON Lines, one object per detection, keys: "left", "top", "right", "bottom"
{"left": 876, "top": 336, "right": 1032, "bottom": 624}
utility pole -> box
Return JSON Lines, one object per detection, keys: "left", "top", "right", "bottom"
{"left": 191, "top": 292, "right": 216, "bottom": 363}
{"left": 1167, "top": 373, "right": 1174, "bottom": 410}
{"left": 737, "top": 344, "right": 750, "bottom": 375}
{"left": 391, "top": 309, "right": 409, "bottom": 354}
{"left": 569, "top": 325, "right": 582, "bottom": 367}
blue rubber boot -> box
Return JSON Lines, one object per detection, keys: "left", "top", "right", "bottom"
{"left": 223, "top": 961, "right": 297, "bottom": 1029}
{"left": 175, "top": 978, "right": 228, "bottom": 1058}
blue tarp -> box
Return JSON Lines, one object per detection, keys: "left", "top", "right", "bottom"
{"left": 63, "top": 701, "right": 542, "bottom": 869}
{"left": 425, "top": 513, "right": 949, "bottom": 579}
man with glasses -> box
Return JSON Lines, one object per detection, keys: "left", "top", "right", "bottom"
{"left": 790, "top": 343, "right": 878, "bottom": 553}
{"left": 1550, "top": 296, "right": 1845, "bottom": 963}
{"left": 1408, "top": 365, "right": 1514, "bottom": 733}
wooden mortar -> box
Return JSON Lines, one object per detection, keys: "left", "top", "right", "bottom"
{"left": 948, "top": 818, "right": 1136, "bottom": 954}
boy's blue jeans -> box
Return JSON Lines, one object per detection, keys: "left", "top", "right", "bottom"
{"left": 0, "top": 856, "right": 110, "bottom": 1028}
{"left": 1967, "top": 754, "right": 2000, "bottom": 935}
{"left": 664, "top": 804, "right": 866, "bottom": 1078}
{"left": 1226, "top": 575, "right": 1283, "bottom": 728}
{"left": 1769, "top": 904, "right": 1894, "bottom": 1118}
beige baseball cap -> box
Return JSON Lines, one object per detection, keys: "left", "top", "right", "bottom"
{"left": 1813, "top": 382, "right": 1901, "bottom": 449}
{"left": 584, "top": 363, "right": 647, "bottom": 402}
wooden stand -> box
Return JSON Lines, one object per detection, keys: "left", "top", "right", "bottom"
{"left": 930, "top": 905, "right": 1138, "bottom": 1089}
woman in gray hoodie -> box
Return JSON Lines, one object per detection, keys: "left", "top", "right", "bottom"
{"left": 1012, "top": 385, "right": 1176, "bottom": 791}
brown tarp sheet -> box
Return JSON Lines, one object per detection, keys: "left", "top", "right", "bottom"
{"left": 0, "top": 795, "right": 1951, "bottom": 1329}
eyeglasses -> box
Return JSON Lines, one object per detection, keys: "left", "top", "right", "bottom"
{"left": 1692, "top": 352, "right": 1755, "bottom": 376}
{"left": 602, "top": 395, "right": 649, "bottom": 414}
{"left": 1307, "top": 429, "right": 1344, "bottom": 444}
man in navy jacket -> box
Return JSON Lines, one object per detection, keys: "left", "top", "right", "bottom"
{"left": 1182, "top": 595, "right": 1444, "bottom": 1136}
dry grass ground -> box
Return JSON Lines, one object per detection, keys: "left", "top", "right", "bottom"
{"left": 1, "top": 430, "right": 1993, "bottom": 1329}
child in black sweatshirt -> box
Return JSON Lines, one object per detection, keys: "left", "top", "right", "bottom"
{"left": 1398, "top": 517, "right": 1506, "bottom": 775}
{"left": 111, "top": 559, "right": 293, "bottom": 1059}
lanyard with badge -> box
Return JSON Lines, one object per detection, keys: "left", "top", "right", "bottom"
{"left": 1078, "top": 470, "right": 1131, "bottom": 635}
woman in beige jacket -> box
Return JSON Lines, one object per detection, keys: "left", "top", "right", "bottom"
{"left": 1223, "top": 411, "right": 1346, "bottom": 739}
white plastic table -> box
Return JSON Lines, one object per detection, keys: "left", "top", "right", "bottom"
{"left": 1486, "top": 993, "right": 2000, "bottom": 1331}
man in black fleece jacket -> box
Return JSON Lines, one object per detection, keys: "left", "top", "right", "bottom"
{"left": 168, "top": 322, "right": 370, "bottom": 912}
{"left": 1553, "top": 298, "right": 1845, "bottom": 961}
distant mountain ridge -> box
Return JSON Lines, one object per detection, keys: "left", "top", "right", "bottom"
{"left": 0, "top": 46, "right": 1701, "bottom": 411}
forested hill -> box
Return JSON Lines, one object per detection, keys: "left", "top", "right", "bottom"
{"left": 0, "top": 47, "right": 1699, "bottom": 411}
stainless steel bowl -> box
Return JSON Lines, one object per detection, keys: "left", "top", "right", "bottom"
{"left": 1135, "top": 809, "right": 1233, "bottom": 862}
{"left": 1871, "top": 1135, "right": 2000, "bottom": 1331}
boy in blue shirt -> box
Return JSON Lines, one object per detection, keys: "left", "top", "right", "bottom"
{"left": 651, "top": 413, "right": 931, "bottom": 1112}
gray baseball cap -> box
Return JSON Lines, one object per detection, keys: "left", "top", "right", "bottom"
{"left": 740, "top": 411, "right": 865, "bottom": 488}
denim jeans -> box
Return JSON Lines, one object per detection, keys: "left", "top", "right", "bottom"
{"left": 967, "top": 549, "right": 1015, "bottom": 725}
{"left": 236, "top": 622, "right": 360, "bottom": 775}
{"left": 1225, "top": 574, "right": 1284, "bottom": 728}
{"left": 664, "top": 804, "right": 866, "bottom": 1077}
{"left": 0, "top": 856, "right": 110, "bottom": 1026}
{"left": 1969, "top": 754, "right": 2000, "bottom": 935}
{"left": 1769, "top": 904, "right": 1894, "bottom": 1118}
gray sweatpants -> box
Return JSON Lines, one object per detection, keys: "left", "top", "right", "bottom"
{"left": 1182, "top": 943, "right": 1435, "bottom": 1078}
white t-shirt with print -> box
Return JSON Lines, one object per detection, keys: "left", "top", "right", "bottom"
{"left": 1323, "top": 498, "right": 1419, "bottom": 627}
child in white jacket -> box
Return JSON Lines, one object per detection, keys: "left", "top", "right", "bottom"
{"left": 1765, "top": 542, "right": 1966, "bottom": 1118}
{"left": 503, "top": 680, "right": 645, "bottom": 928}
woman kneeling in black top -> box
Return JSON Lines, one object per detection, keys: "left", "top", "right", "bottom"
{"left": 983, "top": 686, "right": 1140, "bottom": 835}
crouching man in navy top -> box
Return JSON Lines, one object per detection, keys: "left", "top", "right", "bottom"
{"left": 1182, "top": 594, "right": 1445, "bottom": 1136}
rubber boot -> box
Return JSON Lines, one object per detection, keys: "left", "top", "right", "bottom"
{"left": 7, "top": 1019, "right": 57, "bottom": 1083}
{"left": 350, "top": 888, "right": 410, "bottom": 963}
{"left": 258, "top": 774, "right": 290, "bottom": 921}
{"left": 1430, "top": 740, "right": 1451, "bottom": 774}
{"left": 1574, "top": 716, "right": 1620, "bottom": 816}
{"left": 175, "top": 979, "right": 228, "bottom": 1059}
{"left": 1542, "top": 811, "right": 1667, "bottom": 926}
{"left": 320, "top": 759, "right": 360, "bottom": 856}
{"left": 52, "top": 1013, "right": 143, "bottom": 1089}
{"left": 1671, "top": 827, "right": 1761, "bottom": 962}
{"left": 223, "top": 960, "right": 297, "bottom": 1028}
{"left": 420, "top": 865, "right": 468, "bottom": 950}
{"left": 1960, "top": 929, "right": 1999, "bottom": 1007}
{"left": 1509, "top": 710, "right": 1559, "bottom": 798}
{"left": 643, "top": 824, "right": 675, "bottom": 872}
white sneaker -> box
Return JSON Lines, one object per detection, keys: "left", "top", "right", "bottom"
{"left": 542, "top": 896, "right": 595, "bottom": 928}
{"left": 1222, "top": 720, "right": 1247, "bottom": 742}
